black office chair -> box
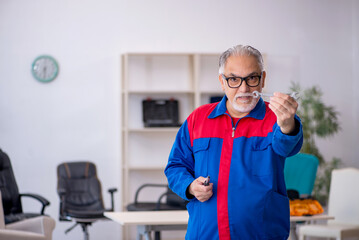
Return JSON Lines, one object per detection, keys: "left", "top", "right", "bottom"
{"left": 0, "top": 148, "right": 50, "bottom": 224}
{"left": 127, "top": 184, "right": 187, "bottom": 240}
{"left": 127, "top": 183, "right": 187, "bottom": 211}
{"left": 57, "top": 161, "right": 117, "bottom": 240}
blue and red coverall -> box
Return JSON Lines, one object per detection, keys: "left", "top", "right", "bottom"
{"left": 165, "top": 96, "right": 303, "bottom": 240}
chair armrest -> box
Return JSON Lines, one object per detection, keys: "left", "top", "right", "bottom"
{"left": 19, "top": 193, "right": 50, "bottom": 215}
{"left": 6, "top": 216, "right": 56, "bottom": 238}
{"left": 107, "top": 188, "right": 118, "bottom": 212}
{"left": 0, "top": 229, "right": 44, "bottom": 239}
{"left": 108, "top": 188, "right": 117, "bottom": 194}
{"left": 133, "top": 184, "right": 167, "bottom": 204}
{"left": 155, "top": 189, "right": 188, "bottom": 210}
{"left": 156, "top": 192, "right": 168, "bottom": 210}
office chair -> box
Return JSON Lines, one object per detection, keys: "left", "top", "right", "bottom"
{"left": 0, "top": 191, "right": 56, "bottom": 240}
{"left": 299, "top": 168, "right": 359, "bottom": 240}
{"left": 0, "top": 148, "right": 50, "bottom": 224}
{"left": 127, "top": 183, "right": 187, "bottom": 240}
{"left": 57, "top": 161, "right": 117, "bottom": 240}
{"left": 127, "top": 183, "right": 187, "bottom": 211}
{"left": 284, "top": 153, "right": 319, "bottom": 197}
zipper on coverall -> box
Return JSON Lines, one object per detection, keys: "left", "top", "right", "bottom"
{"left": 225, "top": 113, "right": 239, "bottom": 138}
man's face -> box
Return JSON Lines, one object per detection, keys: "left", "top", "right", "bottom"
{"left": 219, "top": 55, "right": 266, "bottom": 117}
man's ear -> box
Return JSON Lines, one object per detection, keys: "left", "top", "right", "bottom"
{"left": 219, "top": 74, "right": 225, "bottom": 91}
{"left": 261, "top": 71, "right": 266, "bottom": 88}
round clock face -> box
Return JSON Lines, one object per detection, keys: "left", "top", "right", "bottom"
{"left": 31, "top": 55, "right": 59, "bottom": 82}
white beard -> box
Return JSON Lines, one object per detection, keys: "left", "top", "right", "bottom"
{"left": 230, "top": 93, "right": 259, "bottom": 113}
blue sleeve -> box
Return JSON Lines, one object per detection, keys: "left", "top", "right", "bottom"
{"left": 272, "top": 115, "right": 303, "bottom": 157}
{"left": 164, "top": 120, "right": 195, "bottom": 201}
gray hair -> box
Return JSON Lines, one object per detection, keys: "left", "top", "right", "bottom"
{"left": 218, "top": 45, "right": 264, "bottom": 74}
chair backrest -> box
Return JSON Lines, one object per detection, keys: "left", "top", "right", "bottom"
{"left": 284, "top": 153, "right": 319, "bottom": 196}
{"left": 0, "top": 149, "right": 22, "bottom": 215}
{"left": 57, "top": 161, "right": 104, "bottom": 215}
{"left": 328, "top": 168, "right": 359, "bottom": 225}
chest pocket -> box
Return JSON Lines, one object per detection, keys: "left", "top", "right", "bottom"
{"left": 193, "top": 138, "right": 210, "bottom": 177}
{"left": 252, "top": 137, "right": 271, "bottom": 151}
{"left": 250, "top": 138, "right": 273, "bottom": 176}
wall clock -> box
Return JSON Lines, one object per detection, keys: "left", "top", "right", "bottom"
{"left": 31, "top": 55, "right": 59, "bottom": 83}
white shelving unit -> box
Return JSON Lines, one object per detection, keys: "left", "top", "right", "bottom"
{"left": 121, "top": 52, "right": 222, "bottom": 213}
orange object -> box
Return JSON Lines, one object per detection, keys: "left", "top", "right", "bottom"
{"left": 289, "top": 199, "right": 324, "bottom": 216}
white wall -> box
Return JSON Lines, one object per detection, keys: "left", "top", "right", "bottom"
{"left": 352, "top": 0, "right": 359, "bottom": 167}
{"left": 0, "top": 0, "right": 358, "bottom": 239}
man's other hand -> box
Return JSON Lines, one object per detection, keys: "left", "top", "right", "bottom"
{"left": 189, "top": 177, "right": 213, "bottom": 202}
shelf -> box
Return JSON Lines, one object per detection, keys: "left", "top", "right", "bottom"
{"left": 121, "top": 52, "right": 220, "bottom": 239}
{"left": 126, "top": 166, "right": 165, "bottom": 171}
{"left": 124, "top": 90, "right": 195, "bottom": 94}
{"left": 124, "top": 52, "right": 220, "bottom": 56}
{"left": 125, "top": 127, "right": 180, "bottom": 133}
{"left": 121, "top": 52, "right": 220, "bottom": 217}
{"left": 124, "top": 52, "right": 194, "bottom": 56}
{"left": 200, "top": 90, "right": 224, "bottom": 95}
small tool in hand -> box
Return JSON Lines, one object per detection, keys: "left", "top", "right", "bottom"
{"left": 252, "top": 90, "right": 300, "bottom": 100}
{"left": 203, "top": 176, "right": 210, "bottom": 186}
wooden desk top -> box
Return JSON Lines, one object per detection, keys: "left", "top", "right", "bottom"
{"left": 105, "top": 210, "right": 334, "bottom": 226}
{"left": 104, "top": 210, "right": 188, "bottom": 226}
{"left": 290, "top": 214, "right": 334, "bottom": 222}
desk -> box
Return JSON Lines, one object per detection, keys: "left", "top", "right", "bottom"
{"left": 105, "top": 211, "right": 188, "bottom": 240}
{"left": 105, "top": 211, "right": 334, "bottom": 240}
{"left": 289, "top": 215, "right": 335, "bottom": 240}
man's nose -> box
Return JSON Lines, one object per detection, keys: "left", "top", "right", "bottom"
{"left": 237, "top": 80, "right": 250, "bottom": 92}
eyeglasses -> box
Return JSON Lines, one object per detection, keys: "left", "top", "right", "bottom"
{"left": 221, "top": 73, "right": 262, "bottom": 88}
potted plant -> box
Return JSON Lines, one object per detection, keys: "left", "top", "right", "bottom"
{"left": 290, "top": 83, "right": 341, "bottom": 205}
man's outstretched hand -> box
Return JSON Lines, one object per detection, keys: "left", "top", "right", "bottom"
{"left": 269, "top": 92, "right": 298, "bottom": 135}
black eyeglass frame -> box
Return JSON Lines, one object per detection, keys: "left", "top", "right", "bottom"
{"left": 221, "top": 72, "right": 263, "bottom": 88}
